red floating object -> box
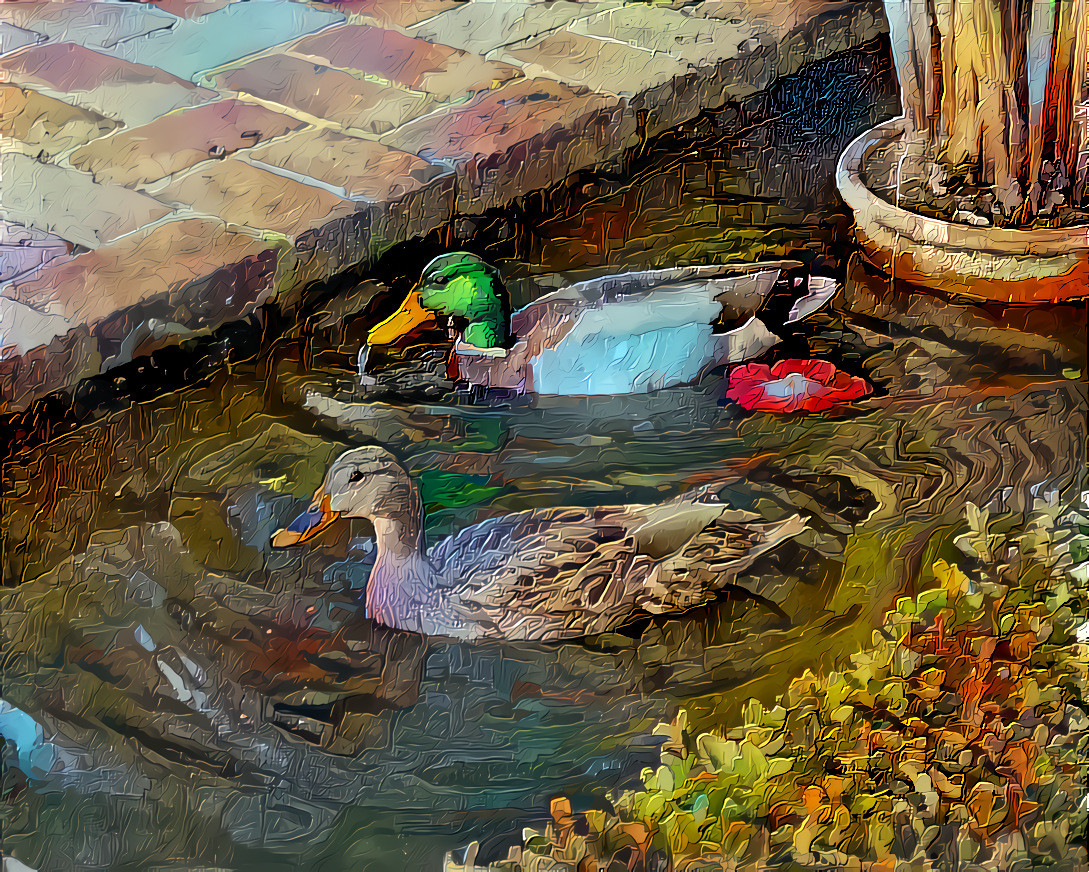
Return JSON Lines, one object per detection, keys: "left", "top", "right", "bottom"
{"left": 725, "top": 359, "right": 872, "bottom": 413}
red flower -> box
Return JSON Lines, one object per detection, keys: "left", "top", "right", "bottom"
{"left": 725, "top": 359, "right": 871, "bottom": 413}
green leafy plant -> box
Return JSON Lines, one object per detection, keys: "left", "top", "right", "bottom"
{"left": 458, "top": 499, "right": 1088, "bottom": 872}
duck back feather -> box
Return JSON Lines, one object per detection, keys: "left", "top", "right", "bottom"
{"left": 425, "top": 497, "right": 805, "bottom": 642}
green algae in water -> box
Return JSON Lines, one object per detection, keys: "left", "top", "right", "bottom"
{"left": 417, "top": 469, "right": 507, "bottom": 511}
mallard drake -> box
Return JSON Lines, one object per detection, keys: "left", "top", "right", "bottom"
{"left": 363, "top": 253, "right": 837, "bottom": 396}
{"left": 272, "top": 446, "right": 806, "bottom": 642}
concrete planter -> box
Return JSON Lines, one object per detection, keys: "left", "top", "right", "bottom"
{"left": 837, "top": 0, "right": 1089, "bottom": 304}
{"left": 837, "top": 117, "right": 1089, "bottom": 304}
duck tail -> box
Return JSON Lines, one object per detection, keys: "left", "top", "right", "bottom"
{"left": 639, "top": 514, "right": 807, "bottom": 615}
{"left": 708, "top": 512, "right": 808, "bottom": 586}
{"left": 746, "top": 513, "right": 808, "bottom": 561}
{"left": 755, "top": 265, "right": 839, "bottom": 331}
{"left": 784, "top": 275, "right": 839, "bottom": 325}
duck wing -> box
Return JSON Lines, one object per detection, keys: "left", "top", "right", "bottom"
{"left": 509, "top": 261, "right": 797, "bottom": 353}
{"left": 426, "top": 498, "right": 805, "bottom": 641}
{"left": 428, "top": 505, "right": 654, "bottom": 640}
{"left": 460, "top": 263, "right": 808, "bottom": 395}
{"left": 516, "top": 267, "right": 788, "bottom": 396}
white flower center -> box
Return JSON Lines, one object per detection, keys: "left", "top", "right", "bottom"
{"left": 761, "top": 373, "right": 820, "bottom": 400}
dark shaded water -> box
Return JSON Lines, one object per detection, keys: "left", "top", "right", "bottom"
{"left": 2, "top": 41, "right": 1086, "bottom": 872}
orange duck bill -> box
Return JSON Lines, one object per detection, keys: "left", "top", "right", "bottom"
{"left": 367, "top": 289, "right": 436, "bottom": 346}
{"left": 271, "top": 493, "right": 340, "bottom": 548}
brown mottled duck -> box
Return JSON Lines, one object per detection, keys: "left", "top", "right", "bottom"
{"left": 273, "top": 447, "right": 806, "bottom": 642}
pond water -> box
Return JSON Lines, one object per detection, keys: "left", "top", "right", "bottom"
{"left": 1, "top": 43, "right": 1086, "bottom": 872}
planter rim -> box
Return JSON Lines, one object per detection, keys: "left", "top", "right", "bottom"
{"left": 835, "top": 117, "right": 1089, "bottom": 256}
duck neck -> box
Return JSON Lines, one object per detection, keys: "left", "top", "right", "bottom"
{"left": 367, "top": 504, "right": 433, "bottom": 630}
{"left": 462, "top": 311, "right": 507, "bottom": 348}
{"left": 372, "top": 514, "right": 422, "bottom": 561}
{"left": 453, "top": 277, "right": 509, "bottom": 349}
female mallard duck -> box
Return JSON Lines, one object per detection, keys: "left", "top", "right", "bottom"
{"left": 363, "top": 253, "right": 837, "bottom": 396}
{"left": 272, "top": 446, "right": 806, "bottom": 642}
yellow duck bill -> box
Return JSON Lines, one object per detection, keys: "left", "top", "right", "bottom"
{"left": 367, "top": 289, "right": 436, "bottom": 346}
{"left": 271, "top": 493, "right": 340, "bottom": 548}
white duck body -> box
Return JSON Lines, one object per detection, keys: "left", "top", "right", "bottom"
{"left": 452, "top": 262, "right": 836, "bottom": 396}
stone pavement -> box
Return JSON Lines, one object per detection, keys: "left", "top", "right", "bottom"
{"left": 0, "top": 0, "right": 887, "bottom": 412}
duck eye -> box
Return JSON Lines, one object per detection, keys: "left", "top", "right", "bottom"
{"left": 431, "top": 274, "right": 449, "bottom": 286}
{"left": 348, "top": 470, "right": 364, "bottom": 483}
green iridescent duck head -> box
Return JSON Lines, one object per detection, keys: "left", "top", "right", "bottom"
{"left": 367, "top": 252, "right": 510, "bottom": 349}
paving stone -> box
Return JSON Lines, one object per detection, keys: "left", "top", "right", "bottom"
{"left": 0, "top": 285, "right": 90, "bottom": 418}
{"left": 0, "top": 23, "right": 44, "bottom": 57}
{"left": 0, "top": 293, "right": 75, "bottom": 358}
{"left": 0, "top": 154, "right": 174, "bottom": 250}
{"left": 0, "top": 217, "right": 289, "bottom": 409}
{"left": 382, "top": 77, "right": 629, "bottom": 211}
{"left": 760, "top": 0, "right": 888, "bottom": 80}
{"left": 409, "top": 0, "right": 622, "bottom": 57}
{"left": 0, "top": 43, "right": 217, "bottom": 126}
{"left": 0, "top": 84, "right": 120, "bottom": 159}
{"left": 104, "top": 0, "right": 345, "bottom": 83}
{"left": 214, "top": 54, "right": 435, "bottom": 136}
{"left": 247, "top": 128, "right": 445, "bottom": 202}
{"left": 317, "top": 0, "right": 464, "bottom": 29}
{"left": 3, "top": 216, "right": 285, "bottom": 325}
{"left": 70, "top": 99, "right": 307, "bottom": 188}
{"left": 155, "top": 158, "right": 359, "bottom": 241}
{"left": 0, "top": 221, "right": 74, "bottom": 285}
{"left": 381, "top": 77, "right": 576, "bottom": 159}
{"left": 288, "top": 24, "right": 522, "bottom": 103}
{"left": 681, "top": 0, "right": 857, "bottom": 26}
{"left": 382, "top": 76, "right": 620, "bottom": 167}
{"left": 571, "top": 5, "right": 762, "bottom": 66}
{"left": 0, "top": 2, "right": 177, "bottom": 52}
{"left": 627, "top": 0, "right": 885, "bottom": 137}
{"left": 675, "top": 0, "right": 887, "bottom": 77}
{"left": 247, "top": 127, "right": 456, "bottom": 257}
{"left": 149, "top": 0, "right": 234, "bottom": 19}
{"left": 503, "top": 30, "right": 686, "bottom": 96}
